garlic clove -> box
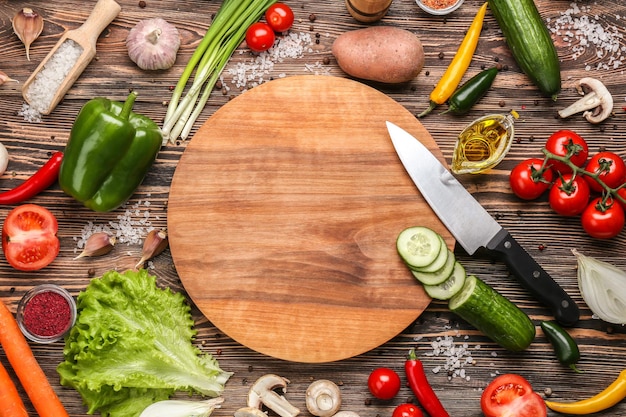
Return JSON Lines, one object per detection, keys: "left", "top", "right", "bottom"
{"left": 13, "top": 8, "right": 44, "bottom": 61}
{"left": 74, "top": 232, "right": 116, "bottom": 259}
{"left": 0, "top": 71, "right": 19, "bottom": 85}
{"left": 126, "top": 18, "right": 180, "bottom": 71}
{"left": 135, "top": 229, "right": 168, "bottom": 268}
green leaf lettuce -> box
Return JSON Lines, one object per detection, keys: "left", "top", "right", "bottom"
{"left": 57, "top": 269, "right": 232, "bottom": 417}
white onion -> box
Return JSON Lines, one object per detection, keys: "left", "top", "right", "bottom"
{"left": 0, "top": 142, "right": 9, "bottom": 176}
{"left": 139, "top": 397, "right": 223, "bottom": 417}
{"left": 573, "top": 249, "right": 626, "bottom": 325}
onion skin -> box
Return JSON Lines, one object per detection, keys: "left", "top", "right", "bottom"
{"left": 127, "top": 18, "right": 180, "bottom": 70}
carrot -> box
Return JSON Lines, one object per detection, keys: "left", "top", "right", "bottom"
{"left": 0, "top": 360, "right": 28, "bottom": 417}
{"left": 0, "top": 299, "right": 69, "bottom": 417}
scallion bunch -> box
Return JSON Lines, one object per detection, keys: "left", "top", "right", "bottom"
{"left": 163, "top": 0, "right": 277, "bottom": 143}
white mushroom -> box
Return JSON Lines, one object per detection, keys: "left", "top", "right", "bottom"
{"left": 247, "top": 374, "right": 300, "bottom": 417}
{"left": 235, "top": 407, "right": 269, "bottom": 417}
{"left": 558, "top": 77, "right": 613, "bottom": 124}
{"left": 331, "top": 412, "right": 360, "bottom": 417}
{"left": 305, "top": 380, "right": 342, "bottom": 417}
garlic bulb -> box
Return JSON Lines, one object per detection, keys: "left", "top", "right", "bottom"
{"left": 127, "top": 18, "right": 180, "bottom": 70}
{"left": 573, "top": 248, "right": 626, "bottom": 325}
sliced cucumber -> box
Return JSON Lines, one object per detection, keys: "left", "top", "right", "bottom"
{"left": 449, "top": 275, "right": 536, "bottom": 351}
{"left": 423, "top": 261, "right": 466, "bottom": 300}
{"left": 411, "top": 249, "right": 455, "bottom": 285}
{"left": 396, "top": 226, "right": 442, "bottom": 269}
{"left": 411, "top": 235, "right": 448, "bottom": 273}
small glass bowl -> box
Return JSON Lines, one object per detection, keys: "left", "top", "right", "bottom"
{"left": 16, "top": 284, "right": 77, "bottom": 344}
{"left": 415, "top": 0, "right": 464, "bottom": 15}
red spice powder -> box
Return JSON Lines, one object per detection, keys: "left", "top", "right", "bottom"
{"left": 23, "top": 291, "right": 71, "bottom": 337}
{"left": 422, "top": 0, "right": 458, "bottom": 9}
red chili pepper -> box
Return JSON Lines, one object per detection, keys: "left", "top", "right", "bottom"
{"left": 0, "top": 151, "right": 63, "bottom": 205}
{"left": 405, "top": 349, "right": 450, "bottom": 417}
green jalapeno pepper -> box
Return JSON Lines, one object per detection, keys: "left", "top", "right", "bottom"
{"left": 443, "top": 67, "right": 498, "bottom": 115}
{"left": 59, "top": 91, "right": 162, "bottom": 212}
{"left": 540, "top": 320, "right": 582, "bottom": 373}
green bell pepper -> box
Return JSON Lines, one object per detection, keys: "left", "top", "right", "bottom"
{"left": 59, "top": 91, "right": 162, "bottom": 212}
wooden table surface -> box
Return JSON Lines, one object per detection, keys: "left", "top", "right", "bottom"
{"left": 1, "top": 0, "right": 625, "bottom": 416}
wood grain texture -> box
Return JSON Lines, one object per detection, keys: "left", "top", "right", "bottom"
{"left": 0, "top": 0, "right": 625, "bottom": 415}
{"left": 168, "top": 75, "right": 453, "bottom": 362}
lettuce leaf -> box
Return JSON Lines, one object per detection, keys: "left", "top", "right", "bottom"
{"left": 57, "top": 269, "right": 232, "bottom": 417}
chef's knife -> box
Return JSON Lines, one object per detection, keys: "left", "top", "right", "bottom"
{"left": 386, "top": 121, "right": 579, "bottom": 326}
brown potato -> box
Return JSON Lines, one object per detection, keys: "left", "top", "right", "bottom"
{"left": 332, "top": 26, "right": 425, "bottom": 84}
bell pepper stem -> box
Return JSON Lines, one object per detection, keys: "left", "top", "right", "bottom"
{"left": 120, "top": 91, "right": 138, "bottom": 120}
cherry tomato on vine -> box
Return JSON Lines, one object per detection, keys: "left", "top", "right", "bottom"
{"left": 510, "top": 158, "right": 554, "bottom": 200}
{"left": 265, "top": 3, "right": 295, "bottom": 33}
{"left": 549, "top": 174, "right": 591, "bottom": 216}
{"left": 544, "top": 130, "right": 589, "bottom": 174}
{"left": 581, "top": 197, "right": 625, "bottom": 239}
{"left": 481, "top": 374, "right": 546, "bottom": 417}
{"left": 392, "top": 403, "right": 424, "bottom": 417}
{"left": 2, "top": 204, "right": 60, "bottom": 271}
{"left": 584, "top": 151, "right": 626, "bottom": 192}
{"left": 367, "top": 367, "right": 401, "bottom": 400}
{"left": 617, "top": 188, "right": 626, "bottom": 211}
{"left": 245, "top": 22, "right": 275, "bottom": 52}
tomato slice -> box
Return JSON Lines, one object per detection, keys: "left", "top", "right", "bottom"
{"left": 2, "top": 204, "right": 60, "bottom": 271}
{"left": 481, "top": 374, "right": 547, "bottom": 417}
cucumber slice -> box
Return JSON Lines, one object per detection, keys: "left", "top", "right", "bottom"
{"left": 449, "top": 275, "right": 536, "bottom": 351}
{"left": 423, "top": 261, "right": 466, "bottom": 300}
{"left": 411, "top": 249, "right": 455, "bottom": 285}
{"left": 396, "top": 226, "right": 442, "bottom": 269}
{"left": 411, "top": 235, "right": 448, "bottom": 273}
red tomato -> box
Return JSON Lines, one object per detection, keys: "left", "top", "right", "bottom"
{"left": 510, "top": 158, "right": 554, "bottom": 200}
{"left": 2, "top": 204, "right": 60, "bottom": 271}
{"left": 581, "top": 197, "right": 625, "bottom": 239}
{"left": 265, "top": 3, "right": 295, "bottom": 33}
{"left": 544, "top": 130, "right": 589, "bottom": 174}
{"left": 617, "top": 187, "right": 626, "bottom": 211}
{"left": 584, "top": 151, "right": 626, "bottom": 192}
{"left": 481, "top": 374, "right": 547, "bottom": 417}
{"left": 367, "top": 367, "right": 401, "bottom": 400}
{"left": 392, "top": 403, "right": 423, "bottom": 417}
{"left": 245, "top": 22, "right": 275, "bottom": 52}
{"left": 549, "top": 174, "right": 591, "bottom": 216}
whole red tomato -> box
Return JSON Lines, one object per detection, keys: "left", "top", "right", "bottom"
{"left": 392, "top": 403, "right": 423, "bottom": 417}
{"left": 581, "top": 197, "right": 625, "bottom": 239}
{"left": 510, "top": 158, "right": 554, "bottom": 200}
{"left": 245, "top": 22, "right": 275, "bottom": 52}
{"left": 2, "top": 204, "right": 60, "bottom": 271}
{"left": 265, "top": 3, "right": 295, "bottom": 33}
{"left": 617, "top": 187, "right": 626, "bottom": 211}
{"left": 544, "top": 130, "right": 589, "bottom": 174}
{"left": 584, "top": 151, "right": 626, "bottom": 192}
{"left": 549, "top": 174, "right": 591, "bottom": 216}
{"left": 481, "top": 374, "right": 546, "bottom": 417}
{"left": 367, "top": 367, "right": 401, "bottom": 400}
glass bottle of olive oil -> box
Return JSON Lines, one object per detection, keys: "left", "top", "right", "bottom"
{"left": 451, "top": 111, "right": 519, "bottom": 174}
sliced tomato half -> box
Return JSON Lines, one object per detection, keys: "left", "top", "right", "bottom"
{"left": 481, "top": 374, "right": 547, "bottom": 417}
{"left": 2, "top": 204, "right": 60, "bottom": 271}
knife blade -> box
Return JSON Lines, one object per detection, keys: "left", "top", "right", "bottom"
{"left": 386, "top": 121, "right": 579, "bottom": 326}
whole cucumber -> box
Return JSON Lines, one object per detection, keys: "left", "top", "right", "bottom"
{"left": 488, "top": 0, "right": 561, "bottom": 100}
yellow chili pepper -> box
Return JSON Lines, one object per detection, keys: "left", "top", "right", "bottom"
{"left": 418, "top": 2, "right": 488, "bottom": 118}
{"left": 545, "top": 369, "right": 626, "bottom": 415}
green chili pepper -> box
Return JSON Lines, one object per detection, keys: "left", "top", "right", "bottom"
{"left": 443, "top": 67, "right": 498, "bottom": 115}
{"left": 541, "top": 320, "right": 582, "bottom": 373}
{"left": 59, "top": 91, "right": 162, "bottom": 212}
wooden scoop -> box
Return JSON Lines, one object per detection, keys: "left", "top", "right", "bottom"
{"left": 22, "top": 0, "right": 121, "bottom": 115}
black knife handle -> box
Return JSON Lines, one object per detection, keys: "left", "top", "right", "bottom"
{"left": 486, "top": 229, "right": 579, "bottom": 326}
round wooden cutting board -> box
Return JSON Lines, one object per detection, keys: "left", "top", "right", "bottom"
{"left": 168, "top": 75, "right": 454, "bottom": 363}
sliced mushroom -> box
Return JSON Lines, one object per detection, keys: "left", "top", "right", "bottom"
{"left": 235, "top": 407, "right": 269, "bottom": 417}
{"left": 305, "top": 380, "right": 342, "bottom": 417}
{"left": 247, "top": 374, "right": 300, "bottom": 417}
{"left": 558, "top": 77, "right": 613, "bottom": 124}
{"left": 331, "top": 412, "right": 360, "bottom": 417}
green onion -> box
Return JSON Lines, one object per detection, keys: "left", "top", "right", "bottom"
{"left": 163, "top": 0, "right": 277, "bottom": 143}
